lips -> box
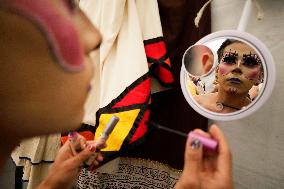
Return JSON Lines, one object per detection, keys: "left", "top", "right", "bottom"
{"left": 227, "top": 78, "right": 242, "bottom": 84}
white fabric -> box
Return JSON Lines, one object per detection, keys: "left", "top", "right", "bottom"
{"left": 11, "top": 134, "right": 61, "bottom": 189}
{"left": 81, "top": 0, "right": 164, "bottom": 126}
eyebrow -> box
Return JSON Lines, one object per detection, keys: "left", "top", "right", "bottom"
{"left": 223, "top": 50, "right": 238, "bottom": 56}
{"left": 242, "top": 53, "right": 262, "bottom": 64}
{"left": 242, "top": 52, "right": 258, "bottom": 57}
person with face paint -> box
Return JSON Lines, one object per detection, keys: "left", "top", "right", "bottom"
{"left": 194, "top": 39, "right": 264, "bottom": 113}
{"left": 0, "top": 0, "right": 234, "bottom": 189}
{"left": 0, "top": 0, "right": 103, "bottom": 188}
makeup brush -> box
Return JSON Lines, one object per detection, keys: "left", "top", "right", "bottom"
{"left": 146, "top": 121, "right": 218, "bottom": 151}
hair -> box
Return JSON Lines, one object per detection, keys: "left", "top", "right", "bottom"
{"left": 217, "top": 39, "right": 240, "bottom": 63}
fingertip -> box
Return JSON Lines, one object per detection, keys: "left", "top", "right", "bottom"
{"left": 208, "top": 124, "right": 223, "bottom": 140}
{"left": 183, "top": 136, "right": 203, "bottom": 176}
{"left": 208, "top": 124, "right": 218, "bottom": 132}
{"left": 97, "top": 154, "right": 104, "bottom": 162}
{"left": 86, "top": 144, "right": 96, "bottom": 153}
{"left": 185, "top": 136, "right": 203, "bottom": 163}
{"left": 208, "top": 124, "right": 231, "bottom": 163}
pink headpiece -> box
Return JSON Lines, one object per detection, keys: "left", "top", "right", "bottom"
{"left": 1, "top": 0, "right": 84, "bottom": 72}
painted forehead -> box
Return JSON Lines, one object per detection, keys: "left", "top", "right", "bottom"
{"left": 1, "top": 0, "right": 84, "bottom": 72}
{"left": 224, "top": 42, "right": 257, "bottom": 56}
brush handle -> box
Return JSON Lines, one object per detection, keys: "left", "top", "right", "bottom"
{"left": 189, "top": 132, "right": 218, "bottom": 151}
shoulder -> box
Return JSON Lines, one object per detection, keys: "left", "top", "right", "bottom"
{"left": 194, "top": 93, "right": 216, "bottom": 103}
{"left": 194, "top": 93, "right": 218, "bottom": 110}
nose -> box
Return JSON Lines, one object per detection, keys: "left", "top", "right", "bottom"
{"left": 231, "top": 57, "right": 243, "bottom": 74}
{"left": 231, "top": 67, "right": 242, "bottom": 74}
{"left": 79, "top": 11, "right": 102, "bottom": 53}
{"left": 83, "top": 25, "right": 102, "bottom": 53}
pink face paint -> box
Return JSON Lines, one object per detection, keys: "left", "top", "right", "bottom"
{"left": 3, "top": 0, "right": 84, "bottom": 72}
{"left": 244, "top": 68, "right": 261, "bottom": 80}
{"left": 219, "top": 51, "right": 238, "bottom": 76}
{"left": 218, "top": 65, "right": 231, "bottom": 76}
{"left": 242, "top": 53, "right": 262, "bottom": 80}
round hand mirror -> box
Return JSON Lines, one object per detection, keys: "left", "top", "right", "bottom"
{"left": 180, "top": 30, "right": 276, "bottom": 121}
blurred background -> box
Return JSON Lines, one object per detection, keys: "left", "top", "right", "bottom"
{"left": 212, "top": 0, "right": 284, "bottom": 188}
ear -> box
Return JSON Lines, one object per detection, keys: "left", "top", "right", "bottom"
{"left": 202, "top": 53, "right": 213, "bottom": 74}
{"left": 202, "top": 53, "right": 209, "bottom": 66}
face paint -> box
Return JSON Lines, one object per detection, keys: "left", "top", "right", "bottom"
{"left": 242, "top": 53, "right": 262, "bottom": 80}
{"left": 0, "top": 0, "right": 101, "bottom": 137}
{"left": 217, "top": 42, "right": 263, "bottom": 94}
{"left": 2, "top": 0, "right": 84, "bottom": 72}
{"left": 219, "top": 51, "right": 239, "bottom": 76}
{"left": 246, "top": 71, "right": 259, "bottom": 80}
{"left": 218, "top": 65, "right": 230, "bottom": 76}
{"left": 219, "top": 46, "right": 261, "bottom": 80}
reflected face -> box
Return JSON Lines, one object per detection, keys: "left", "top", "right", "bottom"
{"left": 217, "top": 42, "right": 262, "bottom": 95}
{"left": 0, "top": 0, "right": 101, "bottom": 137}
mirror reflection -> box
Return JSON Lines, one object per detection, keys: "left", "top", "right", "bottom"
{"left": 184, "top": 38, "right": 265, "bottom": 113}
{"left": 183, "top": 45, "right": 214, "bottom": 76}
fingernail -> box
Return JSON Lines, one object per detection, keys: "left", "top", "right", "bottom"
{"left": 87, "top": 144, "right": 96, "bottom": 152}
{"left": 191, "top": 138, "right": 201, "bottom": 149}
{"left": 189, "top": 131, "right": 218, "bottom": 151}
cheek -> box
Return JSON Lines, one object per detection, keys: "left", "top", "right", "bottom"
{"left": 244, "top": 68, "right": 260, "bottom": 80}
{"left": 218, "top": 64, "right": 231, "bottom": 76}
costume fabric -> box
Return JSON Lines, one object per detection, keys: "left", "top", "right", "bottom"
{"left": 11, "top": 134, "right": 61, "bottom": 189}
{"left": 61, "top": 0, "right": 174, "bottom": 160}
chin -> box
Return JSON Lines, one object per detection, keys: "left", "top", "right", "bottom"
{"left": 28, "top": 116, "right": 83, "bottom": 138}
{"left": 226, "top": 87, "right": 249, "bottom": 96}
{"left": 65, "top": 121, "right": 82, "bottom": 132}
{"left": 38, "top": 121, "right": 82, "bottom": 137}
{"left": 226, "top": 87, "right": 241, "bottom": 94}
{"left": 65, "top": 111, "right": 84, "bottom": 131}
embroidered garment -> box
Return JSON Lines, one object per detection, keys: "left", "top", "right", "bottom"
{"left": 77, "top": 157, "right": 181, "bottom": 189}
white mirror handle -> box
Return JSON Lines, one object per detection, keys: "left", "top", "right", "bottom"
{"left": 237, "top": 0, "right": 253, "bottom": 32}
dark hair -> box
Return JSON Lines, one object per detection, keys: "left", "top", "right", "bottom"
{"left": 217, "top": 39, "right": 239, "bottom": 63}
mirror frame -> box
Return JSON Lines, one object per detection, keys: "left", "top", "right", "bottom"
{"left": 180, "top": 30, "right": 276, "bottom": 121}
